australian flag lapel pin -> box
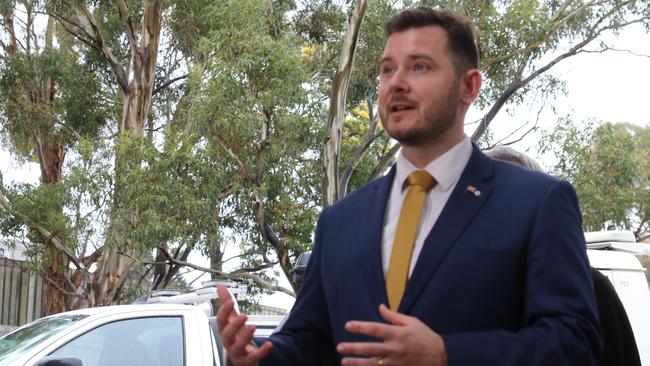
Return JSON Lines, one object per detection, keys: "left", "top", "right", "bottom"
{"left": 466, "top": 185, "right": 481, "bottom": 197}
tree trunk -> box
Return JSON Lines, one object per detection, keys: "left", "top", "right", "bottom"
{"left": 322, "top": 0, "right": 368, "bottom": 207}
{"left": 120, "top": 0, "right": 162, "bottom": 134}
{"left": 34, "top": 131, "right": 69, "bottom": 315}
{"left": 89, "top": 0, "right": 163, "bottom": 305}
{"left": 30, "top": 17, "right": 72, "bottom": 315}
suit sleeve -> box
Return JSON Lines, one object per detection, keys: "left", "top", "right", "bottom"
{"left": 256, "top": 207, "right": 338, "bottom": 365}
{"left": 442, "top": 180, "right": 602, "bottom": 365}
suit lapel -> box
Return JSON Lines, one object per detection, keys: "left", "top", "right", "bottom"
{"left": 399, "top": 146, "right": 495, "bottom": 313}
{"left": 359, "top": 166, "right": 395, "bottom": 308}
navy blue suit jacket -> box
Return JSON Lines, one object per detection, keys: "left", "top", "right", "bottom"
{"left": 261, "top": 145, "right": 601, "bottom": 365}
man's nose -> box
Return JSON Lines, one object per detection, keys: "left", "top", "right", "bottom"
{"left": 387, "top": 68, "right": 410, "bottom": 94}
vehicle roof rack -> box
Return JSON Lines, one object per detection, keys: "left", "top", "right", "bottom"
{"left": 146, "top": 286, "right": 217, "bottom": 305}
{"left": 144, "top": 279, "right": 246, "bottom": 305}
{"left": 585, "top": 230, "right": 636, "bottom": 244}
{"left": 585, "top": 230, "right": 650, "bottom": 256}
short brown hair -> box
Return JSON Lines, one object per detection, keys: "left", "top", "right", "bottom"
{"left": 385, "top": 7, "right": 479, "bottom": 73}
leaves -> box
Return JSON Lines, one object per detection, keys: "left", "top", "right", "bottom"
{"left": 1, "top": 0, "right": 649, "bottom": 310}
{"left": 541, "top": 121, "right": 649, "bottom": 237}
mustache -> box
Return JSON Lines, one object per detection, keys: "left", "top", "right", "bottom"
{"left": 387, "top": 95, "right": 417, "bottom": 106}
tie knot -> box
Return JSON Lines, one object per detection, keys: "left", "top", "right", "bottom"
{"left": 404, "top": 171, "right": 436, "bottom": 192}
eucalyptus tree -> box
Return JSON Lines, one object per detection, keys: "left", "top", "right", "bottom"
{"left": 541, "top": 121, "right": 650, "bottom": 241}
{"left": 0, "top": 0, "right": 188, "bottom": 312}
{"left": 0, "top": 0, "right": 109, "bottom": 314}
{"left": 1, "top": 0, "right": 649, "bottom": 314}
{"left": 321, "top": 0, "right": 650, "bottom": 205}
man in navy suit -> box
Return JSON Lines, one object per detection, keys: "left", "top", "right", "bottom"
{"left": 216, "top": 6, "right": 601, "bottom": 366}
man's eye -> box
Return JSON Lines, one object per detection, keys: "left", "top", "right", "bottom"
{"left": 413, "top": 64, "right": 429, "bottom": 72}
{"left": 381, "top": 66, "right": 394, "bottom": 75}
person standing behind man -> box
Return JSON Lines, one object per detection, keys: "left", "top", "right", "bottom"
{"left": 485, "top": 145, "right": 641, "bottom": 366}
{"left": 216, "top": 6, "right": 602, "bottom": 366}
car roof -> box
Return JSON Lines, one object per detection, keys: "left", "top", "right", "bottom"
{"left": 44, "top": 303, "right": 199, "bottom": 318}
{"left": 587, "top": 249, "right": 646, "bottom": 271}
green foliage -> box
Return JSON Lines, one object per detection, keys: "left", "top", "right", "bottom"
{"left": 0, "top": 182, "right": 70, "bottom": 255}
{"left": 2, "top": 0, "right": 649, "bottom": 305}
{"left": 0, "top": 136, "right": 113, "bottom": 258}
{"left": 346, "top": 0, "right": 396, "bottom": 107}
{"left": 0, "top": 49, "right": 108, "bottom": 157}
{"left": 293, "top": 0, "right": 345, "bottom": 44}
{"left": 183, "top": 0, "right": 323, "bottom": 287}
{"left": 168, "top": 0, "right": 218, "bottom": 58}
{"left": 541, "top": 121, "right": 649, "bottom": 237}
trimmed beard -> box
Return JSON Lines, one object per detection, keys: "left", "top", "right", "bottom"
{"left": 381, "top": 80, "right": 460, "bottom": 147}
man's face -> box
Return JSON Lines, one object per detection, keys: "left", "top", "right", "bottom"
{"left": 378, "top": 26, "right": 462, "bottom": 147}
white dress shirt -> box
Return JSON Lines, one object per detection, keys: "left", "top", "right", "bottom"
{"left": 381, "top": 137, "right": 473, "bottom": 277}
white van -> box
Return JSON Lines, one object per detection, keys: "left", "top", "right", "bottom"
{"left": 586, "top": 230, "right": 650, "bottom": 365}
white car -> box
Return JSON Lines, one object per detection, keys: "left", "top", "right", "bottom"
{"left": 0, "top": 303, "right": 219, "bottom": 366}
{"left": 0, "top": 286, "right": 284, "bottom": 366}
{"left": 586, "top": 230, "right": 650, "bottom": 365}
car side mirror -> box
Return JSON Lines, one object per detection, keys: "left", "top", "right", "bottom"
{"left": 290, "top": 251, "right": 312, "bottom": 292}
{"left": 34, "top": 355, "right": 83, "bottom": 366}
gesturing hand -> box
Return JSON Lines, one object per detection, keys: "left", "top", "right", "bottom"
{"left": 216, "top": 285, "right": 273, "bottom": 366}
{"left": 337, "top": 304, "right": 447, "bottom": 366}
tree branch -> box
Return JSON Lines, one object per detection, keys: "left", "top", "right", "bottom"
{"left": 490, "top": 123, "right": 538, "bottom": 148}
{"left": 340, "top": 124, "right": 383, "bottom": 198}
{"left": 56, "top": 119, "right": 82, "bottom": 140}
{"left": 81, "top": 248, "right": 103, "bottom": 268}
{"left": 152, "top": 73, "right": 189, "bottom": 96}
{"left": 253, "top": 197, "right": 281, "bottom": 250}
{"left": 41, "top": 270, "right": 86, "bottom": 299}
{"left": 0, "top": 190, "right": 86, "bottom": 272}
{"left": 582, "top": 46, "right": 650, "bottom": 58}
{"left": 231, "top": 262, "right": 276, "bottom": 274}
{"left": 113, "top": 0, "right": 139, "bottom": 57}
{"left": 473, "top": 34, "right": 593, "bottom": 142}
{"left": 369, "top": 143, "right": 401, "bottom": 181}
{"left": 71, "top": 5, "right": 129, "bottom": 92}
{"left": 49, "top": 11, "right": 99, "bottom": 52}
{"left": 213, "top": 132, "right": 250, "bottom": 178}
{"left": 472, "top": 0, "right": 647, "bottom": 142}
{"left": 158, "top": 245, "right": 295, "bottom": 297}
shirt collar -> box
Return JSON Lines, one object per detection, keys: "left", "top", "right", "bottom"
{"left": 395, "top": 136, "right": 472, "bottom": 192}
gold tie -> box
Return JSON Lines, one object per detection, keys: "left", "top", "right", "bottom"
{"left": 386, "top": 170, "right": 437, "bottom": 310}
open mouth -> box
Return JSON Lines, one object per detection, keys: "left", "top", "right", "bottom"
{"left": 390, "top": 104, "right": 415, "bottom": 112}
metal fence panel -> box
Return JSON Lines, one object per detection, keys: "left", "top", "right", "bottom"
{"left": 0, "top": 258, "right": 42, "bottom": 326}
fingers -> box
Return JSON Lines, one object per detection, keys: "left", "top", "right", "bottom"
{"left": 341, "top": 309, "right": 446, "bottom": 366}
{"left": 345, "top": 320, "right": 395, "bottom": 340}
{"left": 216, "top": 284, "right": 232, "bottom": 303}
{"left": 249, "top": 341, "right": 273, "bottom": 360}
{"left": 216, "top": 296, "right": 236, "bottom": 332}
{"left": 341, "top": 356, "right": 385, "bottom": 366}
{"left": 337, "top": 341, "right": 386, "bottom": 356}
{"left": 216, "top": 285, "right": 273, "bottom": 365}
{"left": 229, "top": 323, "right": 257, "bottom": 356}
{"left": 217, "top": 285, "right": 240, "bottom": 315}
{"left": 221, "top": 313, "right": 249, "bottom": 349}
{"left": 378, "top": 304, "right": 410, "bottom": 326}
{"left": 229, "top": 341, "right": 274, "bottom": 366}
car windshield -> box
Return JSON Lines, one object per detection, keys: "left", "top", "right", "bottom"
{"left": 0, "top": 314, "right": 87, "bottom": 365}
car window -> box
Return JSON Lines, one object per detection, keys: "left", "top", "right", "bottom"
{"left": 50, "top": 316, "right": 184, "bottom": 366}
{"left": 208, "top": 318, "right": 225, "bottom": 366}
{"left": 0, "top": 315, "right": 87, "bottom": 366}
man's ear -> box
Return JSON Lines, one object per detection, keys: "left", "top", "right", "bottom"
{"left": 459, "top": 69, "right": 482, "bottom": 105}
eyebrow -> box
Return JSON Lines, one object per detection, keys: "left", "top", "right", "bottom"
{"left": 379, "top": 54, "right": 438, "bottom": 66}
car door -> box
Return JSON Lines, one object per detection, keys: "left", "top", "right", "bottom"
{"left": 47, "top": 316, "right": 184, "bottom": 366}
